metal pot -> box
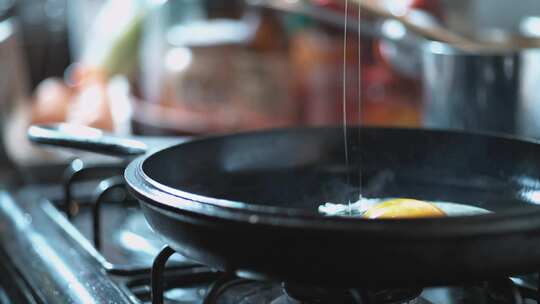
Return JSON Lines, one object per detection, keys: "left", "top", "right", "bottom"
{"left": 421, "top": 25, "right": 540, "bottom": 137}
{"left": 356, "top": 3, "right": 540, "bottom": 137}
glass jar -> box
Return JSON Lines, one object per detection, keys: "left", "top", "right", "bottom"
{"left": 134, "top": 0, "right": 298, "bottom": 135}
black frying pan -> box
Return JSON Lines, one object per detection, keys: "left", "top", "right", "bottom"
{"left": 28, "top": 124, "right": 540, "bottom": 288}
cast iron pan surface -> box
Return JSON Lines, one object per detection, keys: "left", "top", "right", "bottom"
{"left": 125, "top": 127, "right": 540, "bottom": 287}
{"left": 28, "top": 124, "right": 540, "bottom": 287}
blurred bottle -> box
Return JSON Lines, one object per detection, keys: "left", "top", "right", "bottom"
{"left": 287, "top": 0, "right": 426, "bottom": 128}
{"left": 360, "top": 0, "right": 439, "bottom": 127}
{"left": 289, "top": 19, "right": 360, "bottom": 126}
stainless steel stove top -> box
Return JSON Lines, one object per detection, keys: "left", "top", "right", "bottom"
{"left": 0, "top": 161, "right": 538, "bottom": 304}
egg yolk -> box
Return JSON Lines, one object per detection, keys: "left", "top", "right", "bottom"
{"left": 363, "top": 198, "right": 446, "bottom": 219}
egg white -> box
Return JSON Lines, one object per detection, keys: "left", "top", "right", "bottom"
{"left": 431, "top": 202, "right": 490, "bottom": 216}
{"left": 319, "top": 198, "right": 491, "bottom": 217}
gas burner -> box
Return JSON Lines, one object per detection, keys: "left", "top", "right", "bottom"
{"left": 210, "top": 280, "right": 532, "bottom": 304}
{"left": 282, "top": 283, "right": 422, "bottom": 304}
{"left": 141, "top": 275, "right": 535, "bottom": 304}
{"left": 214, "top": 281, "right": 424, "bottom": 304}
{"left": 281, "top": 283, "right": 424, "bottom": 304}
{"left": 148, "top": 245, "right": 540, "bottom": 304}
{"left": 366, "top": 288, "right": 424, "bottom": 304}
{"left": 282, "top": 282, "right": 363, "bottom": 304}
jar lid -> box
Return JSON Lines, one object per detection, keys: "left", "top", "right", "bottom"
{"left": 167, "top": 19, "right": 253, "bottom": 47}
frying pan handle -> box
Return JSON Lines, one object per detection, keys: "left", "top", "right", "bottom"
{"left": 28, "top": 123, "right": 148, "bottom": 157}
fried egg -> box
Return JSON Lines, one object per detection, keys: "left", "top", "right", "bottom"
{"left": 319, "top": 198, "right": 490, "bottom": 218}
{"left": 363, "top": 198, "right": 446, "bottom": 219}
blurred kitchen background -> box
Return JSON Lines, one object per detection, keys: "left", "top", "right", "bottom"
{"left": 1, "top": 0, "right": 540, "bottom": 170}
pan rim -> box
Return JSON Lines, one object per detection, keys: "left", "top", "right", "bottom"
{"left": 125, "top": 126, "right": 540, "bottom": 238}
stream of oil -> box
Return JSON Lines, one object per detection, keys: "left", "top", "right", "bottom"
{"left": 357, "top": 0, "right": 362, "bottom": 203}
{"left": 343, "top": 0, "right": 362, "bottom": 214}
{"left": 342, "top": 0, "right": 351, "bottom": 213}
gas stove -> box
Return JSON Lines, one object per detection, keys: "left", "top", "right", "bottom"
{"left": 0, "top": 159, "right": 539, "bottom": 304}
